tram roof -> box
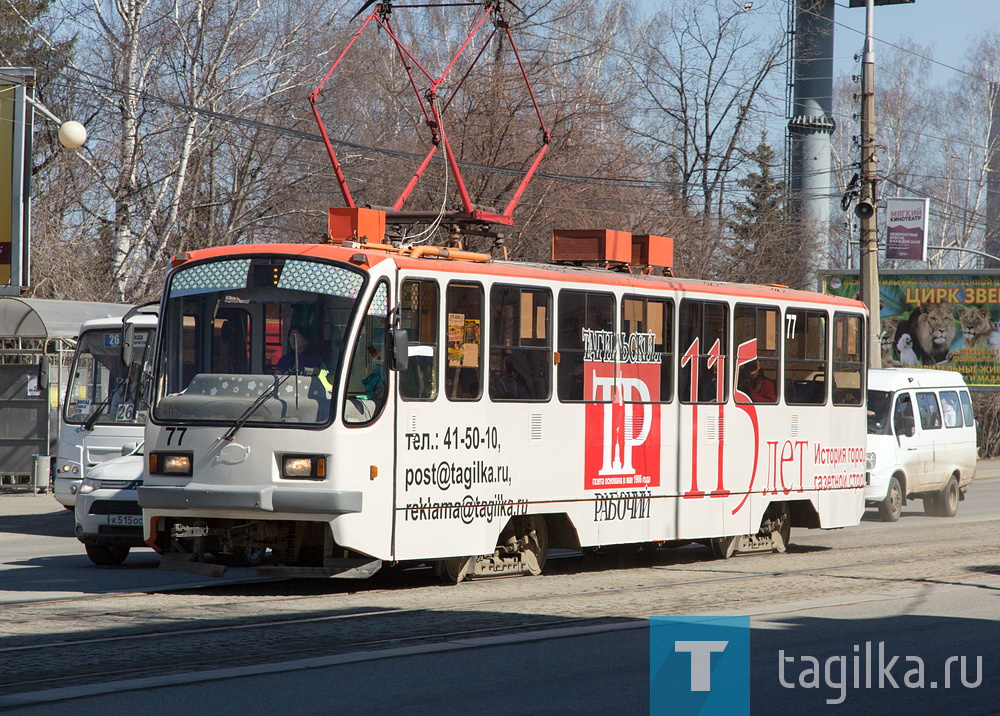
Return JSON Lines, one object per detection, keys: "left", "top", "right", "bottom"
{"left": 170, "top": 243, "right": 866, "bottom": 310}
{"left": 0, "top": 297, "right": 130, "bottom": 341}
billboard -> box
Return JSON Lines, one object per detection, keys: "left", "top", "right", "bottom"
{"left": 885, "top": 197, "right": 929, "bottom": 261}
{"left": 823, "top": 270, "right": 1000, "bottom": 389}
{"left": 0, "top": 67, "right": 34, "bottom": 294}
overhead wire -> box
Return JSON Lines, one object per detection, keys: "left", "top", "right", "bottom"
{"left": 0, "top": 0, "right": 995, "bottom": 224}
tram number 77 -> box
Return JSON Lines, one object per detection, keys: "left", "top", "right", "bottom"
{"left": 165, "top": 427, "right": 187, "bottom": 446}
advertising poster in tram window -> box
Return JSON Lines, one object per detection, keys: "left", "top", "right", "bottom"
{"left": 823, "top": 271, "right": 1000, "bottom": 389}
{"left": 584, "top": 360, "right": 661, "bottom": 490}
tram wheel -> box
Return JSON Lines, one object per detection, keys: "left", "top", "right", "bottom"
{"left": 522, "top": 515, "right": 548, "bottom": 576}
{"left": 233, "top": 546, "right": 268, "bottom": 567}
{"left": 709, "top": 535, "right": 739, "bottom": 560}
{"left": 440, "top": 556, "right": 474, "bottom": 584}
{"left": 771, "top": 504, "right": 792, "bottom": 553}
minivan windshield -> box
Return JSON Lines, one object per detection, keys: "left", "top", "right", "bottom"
{"left": 867, "top": 389, "right": 891, "bottom": 434}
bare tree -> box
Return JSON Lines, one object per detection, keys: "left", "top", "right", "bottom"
{"left": 623, "top": 0, "right": 786, "bottom": 223}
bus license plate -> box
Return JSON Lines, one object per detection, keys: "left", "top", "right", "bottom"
{"left": 108, "top": 515, "right": 142, "bottom": 527}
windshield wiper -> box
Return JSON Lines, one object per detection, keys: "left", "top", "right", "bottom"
{"left": 220, "top": 373, "right": 292, "bottom": 442}
{"left": 82, "top": 376, "right": 126, "bottom": 431}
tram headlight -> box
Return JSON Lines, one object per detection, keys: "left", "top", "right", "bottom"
{"left": 150, "top": 452, "right": 193, "bottom": 476}
{"left": 280, "top": 455, "right": 326, "bottom": 480}
{"left": 865, "top": 452, "right": 876, "bottom": 471}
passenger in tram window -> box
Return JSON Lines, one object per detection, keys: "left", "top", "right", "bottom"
{"left": 746, "top": 360, "right": 776, "bottom": 403}
{"left": 277, "top": 328, "right": 324, "bottom": 373}
{"left": 362, "top": 344, "right": 386, "bottom": 400}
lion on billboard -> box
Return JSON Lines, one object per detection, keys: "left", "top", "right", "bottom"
{"left": 956, "top": 304, "right": 996, "bottom": 350}
{"left": 897, "top": 303, "right": 956, "bottom": 365}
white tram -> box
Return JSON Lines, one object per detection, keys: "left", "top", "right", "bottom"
{"left": 138, "top": 221, "right": 868, "bottom": 579}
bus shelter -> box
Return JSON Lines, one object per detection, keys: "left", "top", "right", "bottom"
{"left": 0, "top": 298, "right": 128, "bottom": 487}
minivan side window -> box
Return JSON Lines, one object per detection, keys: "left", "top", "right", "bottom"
{"left": 893, "top": 394, "right": 915, "bottom": 437}
{"left": 960, "top": 391, "right": 974, "bottom": 427}
{"left": 940, "top": 391, "right": 962, "bottom": 428}
{"left": 916, "top": 391, "right": 942, "bottom": 430}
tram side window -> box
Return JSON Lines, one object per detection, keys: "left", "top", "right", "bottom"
{"left": 557, "top": 290, "right": 615, "bottom": 402}
{"left": 833, "top": 313, "right": 865, "bottom": 406}
{"left": 621, "top": 296, "right": 673, "bottom": 402}
{"left": 784, "top": 309, "right": 827, "bottom": 405}
{"left": 399, "top": 279, "right": 439, "bottom": 401}
{"left": 344, "top": 282, "right": 390, "bottom": 425}
{"left": 445, "top": 283, "right": 484, "bottom": 401}
{"left": 734, "top": 304, "right": 779, "bottom": 404}
{"left": 489, "top": 285, "right": 552, "bottom": 402}
{"left": 679, "top": 300, "right": 729, "bottom": 404}
{"left": 916, "top": 391, "right": 942, "bottom": 430}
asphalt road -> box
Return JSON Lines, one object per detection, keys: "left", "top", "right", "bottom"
{"left": 2, "top": 466, "right": 999, "bottom": 714}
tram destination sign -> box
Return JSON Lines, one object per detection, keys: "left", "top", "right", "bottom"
{"left": 823, "top": 270, "right": 1000, "bottom": 390}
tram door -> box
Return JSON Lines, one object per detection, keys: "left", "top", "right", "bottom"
{"left": 339, "top": 280, "right": 396, "bottom": 559}
{"left": 676, "top": 299, "right": 729, "bottom": 540}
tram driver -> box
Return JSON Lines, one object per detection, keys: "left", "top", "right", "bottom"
{"left": 277, "top": 328, "right": 325, "bottom": 373}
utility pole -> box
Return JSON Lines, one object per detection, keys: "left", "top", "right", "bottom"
{"left": 856, "top": 0, "right": 881, "bottom": 369}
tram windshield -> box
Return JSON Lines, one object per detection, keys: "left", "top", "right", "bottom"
{"left": 65, "top": 327, "right": 155, "bottom": 426}
{"left": 152, "top": 256, "right": 366, "bottom": 427}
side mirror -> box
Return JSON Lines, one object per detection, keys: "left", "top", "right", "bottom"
{"left": 389, "top": 329, "right": 409, "bottom": 371}
{"left": 121, "top": 322, "right": 135, "bottom": 368}
{"left": 121, "top": 441, "right": 138, "bottom": 456}
{"left": 37, "top": 356, "right": 50, "bottom": 390}
{"left": 120, "top": 300, "right": 159, "bottom": 368}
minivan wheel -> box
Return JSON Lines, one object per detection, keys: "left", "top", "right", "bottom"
{"left": 924, "top": 475, "right": 960, "bottom": 518}
{"left": 85, "top": 544, "right": 130, "bottom": 566}
{"left": 936, "top": 475, "right": 960, "bottom": 517}
{"left": 878, "top": 477, "right": 902, "bottom": 522}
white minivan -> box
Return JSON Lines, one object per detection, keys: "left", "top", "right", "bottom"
{"left": 866, "top": 368, "right": 977, "bottom": 522}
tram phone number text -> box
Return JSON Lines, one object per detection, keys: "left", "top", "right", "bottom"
{"left": 406, "top": 426, "right": 501, "bottom": 452}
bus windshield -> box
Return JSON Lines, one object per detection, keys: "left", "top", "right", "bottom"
{"left": 152, "top": 256, "right": 365, "bottom": 427}
{"left": 64, "top": 327, "right": 155, "bottom": 426}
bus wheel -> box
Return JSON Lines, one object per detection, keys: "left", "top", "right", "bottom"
{"left": 710, "top": 536, "right": 739, "bottom": 559}
{"left": 85, "top": 544, "right": 130, "bottom": 566}
{"left": 440, "top": 556, "right": 474, "bottom": 584}
{"left": 878, "top": 477, "right": 903, "bottom": 522}
{"left": 521, "top": 516, "right": 548, "bottom": 576}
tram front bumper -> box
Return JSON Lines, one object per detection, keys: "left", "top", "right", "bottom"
{"left": 138, "top": 485, "right": 362, "bottom": 514}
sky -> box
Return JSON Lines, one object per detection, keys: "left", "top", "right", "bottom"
{"left": 832, "top": 0, "right": 1000, "bottom": 82}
